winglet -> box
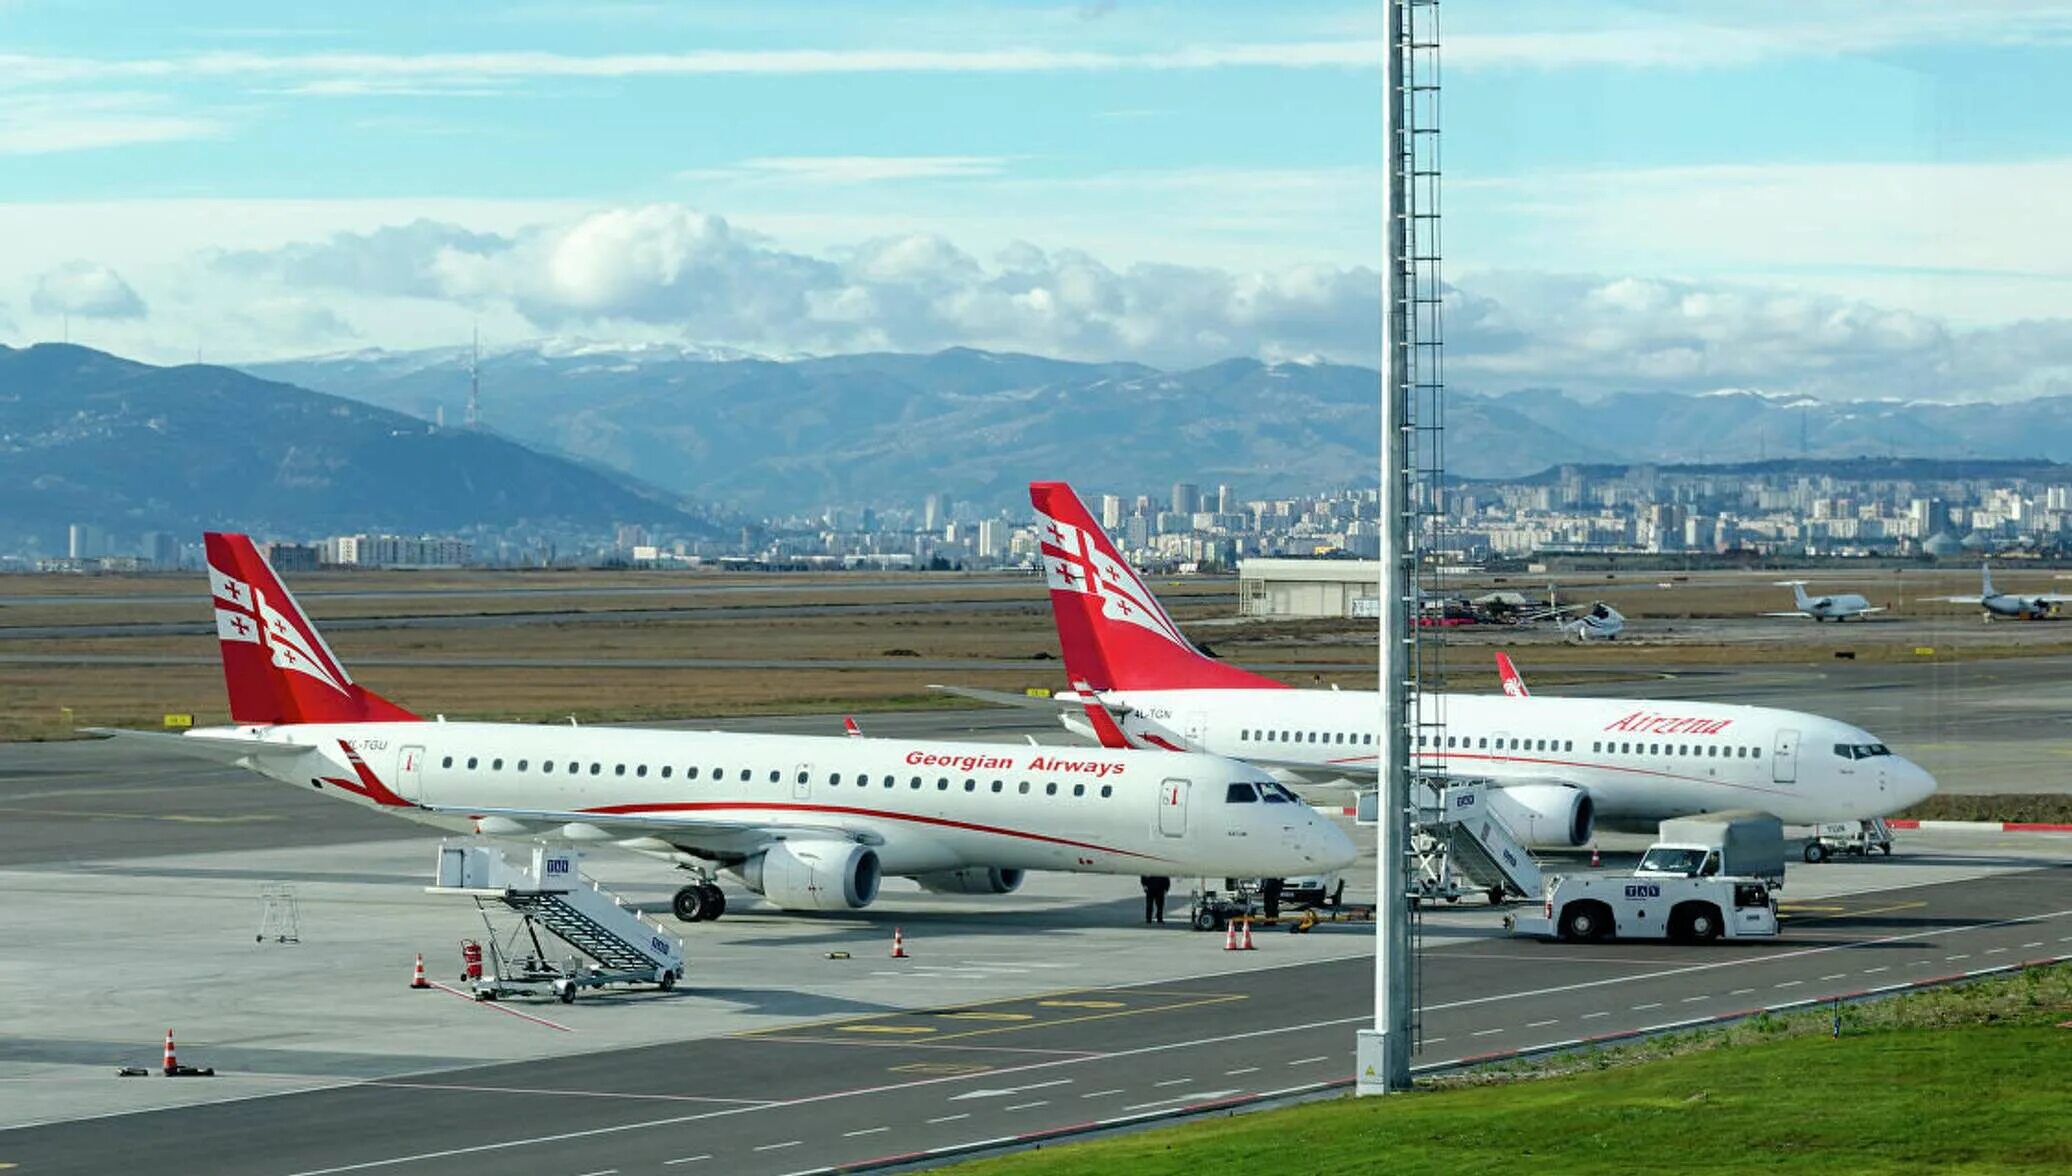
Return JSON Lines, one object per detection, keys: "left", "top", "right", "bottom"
{"left": 1495, "top": 651, "right": 1531, "bottom": 698}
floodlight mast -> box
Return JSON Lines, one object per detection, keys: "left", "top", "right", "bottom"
{"left": 1357, "top": 0, "right": 1416, "bottom": 1096}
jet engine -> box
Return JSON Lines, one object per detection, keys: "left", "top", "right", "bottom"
{"left": 913, "top": 867, "right": 1026, "bottom": 895}
{"left": 1488, "top": 784, "right": 1595, "bottom": 848}
{"left": 735, "top": 841, "right": 881, "bottom": 910}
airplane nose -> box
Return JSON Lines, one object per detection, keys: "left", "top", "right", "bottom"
{"left": 1900, "top": 759, "right": 1939, "bottom": 809}
{"left": 1313, "top": 814, "right": 1358, "bottom": 870}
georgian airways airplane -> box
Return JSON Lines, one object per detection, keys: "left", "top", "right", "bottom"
{"left": 92, "top": 534, "right": 1354, "bottom": 924}
{"left": 1763, "top": 581, "right": 1883, "bottom": 622}
{"left": 942, "top": 482, "right": 1937, "bottom": 850}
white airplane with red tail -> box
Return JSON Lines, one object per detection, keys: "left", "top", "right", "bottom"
{"left": 938, "top": 482, "right": 1937, "bottom": 849}
{"left": 90, "top": 534, "right": 1353, "bottom": 923}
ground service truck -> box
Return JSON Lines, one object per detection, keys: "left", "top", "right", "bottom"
{"left": 1508, "top": 873, "right": 1780, "bottom": 943}
{"left": 1633, "top": 811, "right": 1788, "bottom": 888}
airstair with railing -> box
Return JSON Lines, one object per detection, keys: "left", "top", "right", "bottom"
{"left": 1404, "top": 778, "right": 1542, "bottom": 904}
{"left": 426, "top": 841, "right": 684, "bottom": 1000}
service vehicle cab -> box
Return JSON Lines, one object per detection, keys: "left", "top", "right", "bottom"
{"left": 1508, "top": 873, "right": 1779, "bottom": 943}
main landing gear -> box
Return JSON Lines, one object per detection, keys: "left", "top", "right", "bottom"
{"left": 672, "top": 882, "right": 727, "bottom": 923}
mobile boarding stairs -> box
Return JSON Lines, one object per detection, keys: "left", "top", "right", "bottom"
{"left": 427, "top": 841, "right": 685, "bottom": 1002}
{"left": 1400, "top": 778, "right": 1543, "bottom": 907}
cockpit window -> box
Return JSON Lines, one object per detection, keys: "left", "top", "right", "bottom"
{"left": 1225, "top": 782, "right": 1258, "bottom": 804}
{"left": 1833, "top": 743, "right": 1895, "bottom": 760}
{"left": 1257, "top": 781, "right": 1298, "bottom": 804}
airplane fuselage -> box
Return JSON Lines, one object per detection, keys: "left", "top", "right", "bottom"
{"left": 1090, "top": 689, "right": 1935, "bottom": 828}
{"left": 205, "top": 720, "right": 1354, "bottom": 881}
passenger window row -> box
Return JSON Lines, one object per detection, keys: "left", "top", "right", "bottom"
{"left": 433, "top": 756, "right": 1113, "bottom": 798}
{"left": 1589, "top": 741, "right": 1765, "bottom": 760}
{"left": 821, "top": 772, "right": 1113, "bottom": 799}
{"left": 1238, "top": 730, "right": 1376, "bottom": 746}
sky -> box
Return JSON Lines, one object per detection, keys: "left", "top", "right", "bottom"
{"left": 2, "top": 0, "right": 2070, "bottom": 401}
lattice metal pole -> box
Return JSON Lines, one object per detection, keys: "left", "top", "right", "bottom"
{"left": 1358, "top": 0, "right": 1417, "bottom": 1096}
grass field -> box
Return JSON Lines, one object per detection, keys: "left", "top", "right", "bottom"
{"left": 947, "top": 965, "right": 2072, "bottom": 1176}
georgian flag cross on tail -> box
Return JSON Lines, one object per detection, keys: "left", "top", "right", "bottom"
{"left": 210, "top": 562, "right": 348, "bottom": 696}
{"left": 204, "top": 533, "right": 418, "bottom": 727}
{"left": 1028, "top": 482, "right": 1283, "bottom": 694}
{"left": 1036, "top": 507, "right": 1191, "bottom": 650}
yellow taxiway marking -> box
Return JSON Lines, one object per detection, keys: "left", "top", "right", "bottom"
{"left": 835, "top": 1024, "right": 937, "bottom": 1036}
{"left": 939, "top": 1011, "right": 1034, "bottom": 1021}
{"left": 924, "top": 993, "right": 1248, "bottom": 1044}
{"left": 1037, "top": 999, "right": 1126, "bottom": 1009}
{"left": 0, "top": 806, "right": 280, "bottom": 825}
{"left": 889, "top": 1062, "right": 993, "bottom": 1076}
{"left": 1784, "top": 900, "right": 1928, "bottom": 922}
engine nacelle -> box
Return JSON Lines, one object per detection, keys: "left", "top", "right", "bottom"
{"left": 735, "top": 841, "right": 881, "bottom": 911}
{"left": 1489, "top": 784, "right": 1595, "bottom": 848}
{"left": 913, "top": 867, "right": 1026, "bottom": 896}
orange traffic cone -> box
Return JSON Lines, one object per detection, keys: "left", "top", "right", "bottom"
{"left": 1590, "top": 844, "right": 1602, "bottom": 868}
{"left": 1240, "top": 919, "right": 1257, "bottom": 951}
{"left": 890, "top": 928, "right": 909, "bottom": 959}
{"left": 410, "top": 952, "right": 429, "bottom": 989}
{"left": 162, "top": 1029, "right": 177, "bottom": 1075}
{"left": 1223, "top": 921, "right": 1239, "bottom": 951}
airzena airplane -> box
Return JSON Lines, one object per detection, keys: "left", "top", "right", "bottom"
{"left": 941, "top": 482, "right": 1937, "bottom": 850}
{"left": 92, "top": 534, "right": 1354, "bottom": 923}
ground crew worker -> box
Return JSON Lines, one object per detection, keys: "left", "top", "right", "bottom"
{"left": 1141, "top": 875, "right": 1170, "bottom": 924}
{"left": 1262, "top": 876, "right": 1283, "bottom": 919}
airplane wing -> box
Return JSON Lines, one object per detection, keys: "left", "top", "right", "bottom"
{"left": 82, "top": 726, "right": 318, "bottom": 766}
{"left": 1857, "top": 606, "right": 1888, "bottom": 615}
{"left": 413, "top": 802, "right": 880, "bottom": 859}
{"left": 1919, "top": 595, "right": 1984, "bottom": 604}
{"left": 1758, "top": 611, "right": 1814, "bottom": 618}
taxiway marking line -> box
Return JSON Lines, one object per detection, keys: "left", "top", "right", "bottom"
{"left": 363, "top": 1080, "right": 767, "bottom": 1106}
{"left": 843, "top": 1127, "right": 888, "bottom": 1138}
{"left": 1287, "top": 1056, "right": 1329, "bottom": 1066}
{"left": 1527, "top": 1019, "right": 1560, "bottom": 1027}
{"left": 1003, "top": 1101, "right": 1048, "bottom": 1111}
{"left": 926, "top": 1114, "right": 970, "bottom": 1125}
{"left": 1081, "top": 1089, "right": 1125, "bottom": 1099}
{"left": 752, "top": 1141, "right": 800, "bottom": 1152}
{"left": 915, "top": 993, "right": 1249, "bottom": 1045}
{"left": 661, "top": 1156, "right": 709, "bottom": 1165}
{"left": 1224, "top": 1067, "right": 1259, "bottom": 1076}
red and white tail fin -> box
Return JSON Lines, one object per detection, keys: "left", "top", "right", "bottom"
{"left": 1495, "top": 651, "right": 1531, "bottom": 698}
{"left": 1029, "top": 482, "right": 1284, "bottom": 693}
{"left": 205, "top": 533, "right": 418, "bottom": 726}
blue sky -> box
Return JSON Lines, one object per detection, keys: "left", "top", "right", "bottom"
{"left": 2, "top": 1, "right": 2069, "bottom": 400}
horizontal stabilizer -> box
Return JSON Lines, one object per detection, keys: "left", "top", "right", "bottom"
{"left": 81, "top": 727, "right": 315, "bottom": 765}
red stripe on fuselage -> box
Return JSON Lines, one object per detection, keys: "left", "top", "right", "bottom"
{"left": 1276, "top": 748, "right": 1797, "bottom": 799}
{"left": 576, "top": 800, "right": 1164, "bottom": 861}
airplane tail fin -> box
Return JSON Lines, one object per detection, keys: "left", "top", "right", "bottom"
{"left": 1029, "top": 481, "right": 1284, "bottom": 692}
{"left": 205, "top": 533, "right": 419, "bottom": 726}
{"left": 1494, "top": 651, "right": 1530, "bottom": 698}
{"left": 1792, "top": 582, "right": 1813, "bottom": 611}
{"left": 1982, "top": 561, "right": 1996, "bottom": 598}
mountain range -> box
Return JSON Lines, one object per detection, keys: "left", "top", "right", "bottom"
{"left": 248, "top": 341, "right": 2072, "bottom": 514}
{"left": 0, "top": 343, "right": 705, "bottom": 550}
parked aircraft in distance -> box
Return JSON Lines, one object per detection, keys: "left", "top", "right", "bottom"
{"left": 92, "top": 534, "right": 1354, "bottom": 924}
{"left": 1923, "top": 561, "right": 2070, "bottom": 622}
{"left": 939, "top": 481, "right": 1937, "bottom": 849}
{"left": 1764, "top": 581, "right": 1883, "bottom": 622}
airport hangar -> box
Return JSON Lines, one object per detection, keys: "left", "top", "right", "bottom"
{"left": 1238, "top": 557, "right": 1384, "bottom": 619}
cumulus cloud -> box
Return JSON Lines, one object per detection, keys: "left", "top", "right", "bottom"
{"left": 212, "top": 203, "right": 1378, "bottom": 366}
{"left": 30, "top": 261, "right": 147, "bottom": 319}
{"left": 197, "top": 204, "right": 2072, "bottom": 401}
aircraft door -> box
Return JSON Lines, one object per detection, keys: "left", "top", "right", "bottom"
{"left": 1158, "top": 778, "right": 1189, "bottom": 837}
{"left": 1772, "top": 730, "right": 1799, "bottom": 784}
{"left": 792, "top": 762, "right": 813, "bottom": 801}
{"left": 398, "top": 744, "right": 426, "bottom": 802}
{"left": 1184, "top": 712, "right": 1208, "bottom": 750}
